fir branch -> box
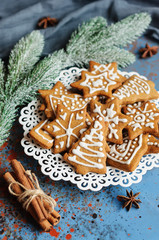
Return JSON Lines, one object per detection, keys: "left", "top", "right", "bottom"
{"left": 66, "top": 16, "right": 107, "bottom": 55}
{"left": 67, "top": 13, "right": 151, "bottom": 64}
{"left": 5, "top": 31, "right": 44, "bottom": 96}
{"left": 73, "top": 47, "right": 135, "bottom": 68}
{"left": 11, "top": 50, "right": 73, "bottom": 105}
{"left": 0, "top": 101, "right": 16, "bottom": 146}
{"left": 0, "top": 59, "right": 5, "bottom": 100}
{"left": 103, "top": 12, "right": 151, "bottom": 47}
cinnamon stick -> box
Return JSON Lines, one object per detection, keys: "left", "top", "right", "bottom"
{"left": 4, "top": 159, "right": 61, "bottom": 231}
{"left": 17, "top": 161, "right": 60, "bottom": 225}
{"left": 3, "top": 172, "right": 52, "bottom": 231}
{"left": 43, "top": 202, "right": 61, "bottom": 225}
{"left": 11, "top": 160, "right": 47, "bottom": 222}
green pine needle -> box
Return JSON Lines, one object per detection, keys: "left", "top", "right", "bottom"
{"left": 103, "top": 12, "right": 151, "bottom": 48}
{"left": 5, "top": 31, "right": 44, "bottom": 96}
{"left": 12, "top": 50, "right": 73, "bottom": 106}
{"left": 67, "top": 16, "right": 107, "bottom": 54}
{"left": 0, "top": 59, "right": 5, "bottom": 100}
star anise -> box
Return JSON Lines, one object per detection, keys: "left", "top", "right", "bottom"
{"left": 117, "top": 190, "right": 141, "bottom": 211}
{"left": 38, "top": 16, "right": 58, "bottom": 29}
{"left": 139, "top": 43, "right": 158, "bottom": 58}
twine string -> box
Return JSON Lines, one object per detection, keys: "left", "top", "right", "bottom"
{"left": 8, "top": 170, "right": 56, "bottom": 212}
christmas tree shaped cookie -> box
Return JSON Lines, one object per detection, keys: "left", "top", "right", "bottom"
{"left": 89, "top": 61, "right": 126, "bottom": 83}
{"left": 71, "top": 64, "right": 123, "bottom": 98}
{"left": 64, "top": 116, "right": 109, "bottom": 175}
{"left": 123, "top": 101, "right": 159, "bottom": 139}
{"left": 39, "top": 81, "right": 97, "bottom": 119}
{"left": 109, "top": 75, "right": 159, "bottom": 105}
{"left": 107, "top": 134, "right": 148, "bottom": 172}
{"left": 43, "top": 104, "right": 92, "bottom": 153}
{"left": 90, "top": 98, "right": 131, "bottom": 144}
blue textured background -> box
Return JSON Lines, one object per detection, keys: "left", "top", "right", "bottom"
{"left": 0, "top": 36, "right": 159, "bottom": 240}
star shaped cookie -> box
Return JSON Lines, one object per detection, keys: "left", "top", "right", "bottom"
{"left": 43, "top": 104, "right": 92, "bottom": 153}
{"left": 71, "top": 64, "right": 124, "bottom": 98}
{"left": 123, "top": 101, "right": 159, "bottom": 139}
{"left": 90, "top": 98, "right": 131, "bottom": 144}
{"left": 64, "top": 116, "right": 110, "bottom": 175}
{"left": 89, "top": 61, "right": 126, "bottom": 83}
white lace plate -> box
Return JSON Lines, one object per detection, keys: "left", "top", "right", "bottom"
{"left": 19, "top": 67, "right": 159, "bottom": 191}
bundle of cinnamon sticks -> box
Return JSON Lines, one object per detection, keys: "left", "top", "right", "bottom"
{"left": 3, "top": 159, "right": 60, "bottom": 231}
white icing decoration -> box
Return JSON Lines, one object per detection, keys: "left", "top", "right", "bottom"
{"left": 59, "top": 141, "right": 64, "bottom": 148}
{"left": 34, "top": 120, "right": 53, "bottom": 144}
{"left": 76, "top": 113, "right": 83, "bottom": 120}
{"left": 52, "top": 125, "right": 60, "bottom": 132}
{"left": 80, "top": 72, "right": 118, "bottom": 94}
{"left": 92, "top": 63, "right": 120, "bottom": 80}
{"left": 68, "top": 120, "right": 105, "bottom": 169}
{"left": 60, "top": 113, "right": 67, "bottom": 121}
{"left": 55, "top": 112, "right": 85, "bottom": 148}
{"left": 93, "top": 103, "right": 127, "bottom": 139}
{"left": 92, "top": 79, "right": 103, "bottom": 87}
{"left": 49, "top": 94, "right": 88, "bottom": 113}
{"left": 107, "top": 135, "right": 143, "bottom": 164}
{"left": 112, "top": 76, "right": 150, "bottom": 100}
{"left": 80, "top": 128, "right": 87, "bottom": 134}
{"left": 126, "top": 102, "right": 159, "bottom": 131}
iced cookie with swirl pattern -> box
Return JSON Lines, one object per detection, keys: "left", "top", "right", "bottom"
{"left": 123, "top": 101, "right": 159, "bottom": 140}
{"left": 107, "top": 134, "right": 148, "bottom": 172}
{"left": 89, "top": 61, "right": 126, "bottom": 83}
{"left": 43, "top": 105, "right": 92, "bottom": 153}
{"left": 107, "top": 75, "right": 159, "bottom": 105}
{"left": 70, "top": 67, "right": 122, "bottom": 98}
{"left": 145, "top": 134, "right": 159, "bottom": 154}
{"left": 39, "top": 81, "right": 97, "bottom": 119}
{"left": 29, "top": 120, "right": 54, "bottom": 149}
{"left": 63, "top": 116, "right": 109, "bottom": 175}
{"left": 90, "top": 98, "right": 131, "bottom": 144}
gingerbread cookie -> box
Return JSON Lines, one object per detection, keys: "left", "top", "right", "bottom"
{"left": 64, "top": 116, "right": 109, "bottom": 175}
{"left": 146, "top": 134, "right": 159, "bottom": 154}
{"left": 39, "top": 81, "right": 97, "bottom": 119}
{"left": 71, "top": 67, "right": 122, "bottom": 98}
{"left": 43, "top": 105, "right": 92, "bottom": 153}
{"left": 89, "top": 61, "right": 126, "bottom": 83}
{"left": 29, "top": 120, "right": 54, "bottom": 149}
{"left": 90, "top": 98, "right": 131, "bottom": 144}
{"left": 123, "top": 101, "right": 159, "bottom": 140}
{"left": 108, "top": 75, "right": 159, "bottom": 105}
{"left": 107, "top": 134, "right": 148, "bottom": 172}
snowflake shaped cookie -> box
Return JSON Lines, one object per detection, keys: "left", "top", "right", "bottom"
{"left": 123, "top": 101, "right": 159, "bottom": 139}
{"left": 107, "top": 134, "right": 148, "bottom": 172}
{"left": 109, "top": 75, "right": 159, "bottom": 105}
{"left": 64, "top": 116, "right": 109, "bottom": 175}
{"left": 71, "top": 62, "right": 125, "bottom": 98}
{"left": 43, "top": 104, "right": 92, "bottom": 153}
{"left": 39, "top": 81, "right": 97, "bottom": 119}
{"left": 90, "top": 99, "right": 131, "bottom": 144}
